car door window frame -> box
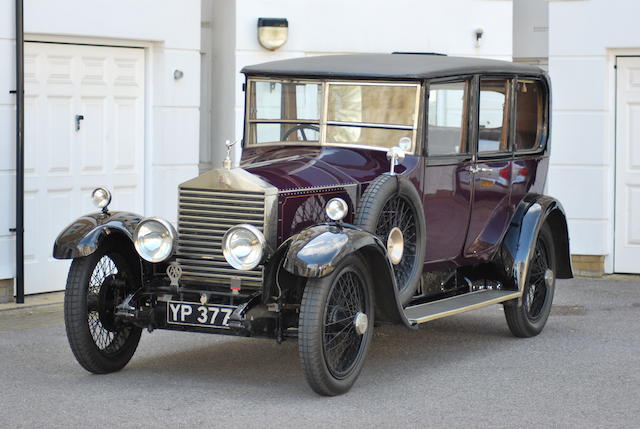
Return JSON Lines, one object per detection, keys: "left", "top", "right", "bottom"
{"left": 423, "top": 75, "right": 474, "bottom": 165}
{"left": 475, "top": 74, "right": 516, "bottom": 160}
{"left": 512, "top": 75, "right": 550, "bottom": 158}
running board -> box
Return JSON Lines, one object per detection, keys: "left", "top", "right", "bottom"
{"left": 404, "top": 290, "right": 521, "bottom": 325}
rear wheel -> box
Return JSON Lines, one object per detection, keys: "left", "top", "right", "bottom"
{"left": 64, "top": 243, "right": 142, "bottom": 373}
{"left": 298, "top": 255, "right": 374, "bottom": 396}
{"left": 504, "top": 224, "right": 556, "bottom": 338}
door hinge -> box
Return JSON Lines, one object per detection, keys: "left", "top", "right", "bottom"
{"left": 9, "top": 228, "right": 17, "bottom": 233}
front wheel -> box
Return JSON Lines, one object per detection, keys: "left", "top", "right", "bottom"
{"left": 504, "top": 224, "right": 556, "bottom": 338}
{"left": 298, "top": 254, "right": 374, "bottom": 396}
{"left": 64, "top": 243, "right": 142, "bottom": 374}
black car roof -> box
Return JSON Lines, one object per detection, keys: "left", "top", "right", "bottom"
{"left": 241, "top": 53, "right": 545, "bottom": 80}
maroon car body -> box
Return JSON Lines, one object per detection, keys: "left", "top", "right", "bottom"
{"left": 54, "top": 54, "right": 573, "bottom": 396}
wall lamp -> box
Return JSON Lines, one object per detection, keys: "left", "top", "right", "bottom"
{"left": 258, "top": 18, "right": 288, "bottom": 51}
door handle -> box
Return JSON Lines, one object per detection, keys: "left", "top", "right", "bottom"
{"left": 75, "top": 114, "right": 84, "bottom": 131}
{"left": 470, "top": 166, "right": 492, "bottom": 174}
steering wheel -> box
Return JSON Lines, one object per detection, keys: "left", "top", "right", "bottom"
{"left": 281, "top": 124, "right": 320, "bottom": 141}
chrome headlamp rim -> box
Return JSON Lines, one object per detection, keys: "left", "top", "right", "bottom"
{"left": 91, "top": 187, "right": 112, "bottom": 210}
{"left": 133, "top": 217, "right": 177, "bottom": 263}
{"left": 325, "top": 197, "right": 348, "bottom": 221}
{"left": 222, "top": 224, "right": 267, "bottom": 271}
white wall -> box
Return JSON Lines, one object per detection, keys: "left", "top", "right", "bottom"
{"left": 513, "top": 0, "right": 548, "bottom": 62}
{"left": 548, "top": 0, "right": 640, "bottom": 272}
{"left": 206, "top": 0, "right": 513, "bottom": 163}
{"left": 0, "top": 0, "right": 201, "bottom": 282}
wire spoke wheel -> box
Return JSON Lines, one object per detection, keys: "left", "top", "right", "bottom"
{"left": 503, "top": 224, "right": 556, "bottom": 338}
{"left": 354, "top": 174, "right": 426, "bottom": 305}
{"left": 64, "top": 244, "right": 142, "bottom": 374}
{"left": 322, "top": 270, "right": 367, "bottom": 379}
{"left": 524, "top": 238, "right": 549, "bottom": 322}
{"left": 86, "top": 255, "right": 132, "bottom": 354}
{"left": 299, "top": 254, "right": 374, "bottom": 396}
{"left": 374, "top": 195, "right": 418, "bottom": 290}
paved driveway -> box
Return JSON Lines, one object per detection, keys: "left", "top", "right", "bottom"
{"left": 1, "top": 278, "right": 639, "bottom": 428}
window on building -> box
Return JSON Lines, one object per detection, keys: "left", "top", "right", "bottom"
{"left": 478, "top": 78, "right": 512, "bottom": 153}
{"left": 427, "top": 81, "right": 469, "bottom": 156}
{"left": 515, "top": 80, "right": 545, "bottom": 151}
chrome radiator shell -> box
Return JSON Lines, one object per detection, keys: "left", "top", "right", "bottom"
{"left": 175, "top": 168, "right": 278, "bottom": 288}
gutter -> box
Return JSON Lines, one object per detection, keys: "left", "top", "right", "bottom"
{"left": 13, "top": 0, "right": 24, "bottom": 304}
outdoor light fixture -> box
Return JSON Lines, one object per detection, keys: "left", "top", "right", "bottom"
{"left": 474, "top": 28, "right": 484, "bottom": 48}
{"left": 257, "top": 18, "right": 288, "bottom": 51}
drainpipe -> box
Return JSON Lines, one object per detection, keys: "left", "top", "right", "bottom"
{"left": 14, "top": 0, "right": 24, "bottom": 304}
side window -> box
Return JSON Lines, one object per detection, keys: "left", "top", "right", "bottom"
{"left": 515, "top": 80, "right": 545, "bottom": 151}
{"left": 478, "top": 78, "right": 512, "bottom": 153}
{"left": 427, "top": 81, "right": 469, "bottom": 156}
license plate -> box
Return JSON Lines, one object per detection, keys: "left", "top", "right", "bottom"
{"left": 167, "top": 301, "right": 236, "bottom": 329}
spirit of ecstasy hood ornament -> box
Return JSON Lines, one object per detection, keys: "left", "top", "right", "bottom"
{"left": 223, "top": 139, "right": 239, "bottom": 170}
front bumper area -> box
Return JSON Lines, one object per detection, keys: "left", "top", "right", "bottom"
{"left": 113, "top": 277, "right": 294, "bottom": 340}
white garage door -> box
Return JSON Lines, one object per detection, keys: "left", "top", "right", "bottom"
{"left": 24, "top": 42, "right": 145, "bottom": 294}
{"left": 615, "top": 56, "right": 640, "bottom": 273}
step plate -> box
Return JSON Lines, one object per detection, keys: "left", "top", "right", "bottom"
{"left": 404, "top": 290, "right": 521, "bottom": 324}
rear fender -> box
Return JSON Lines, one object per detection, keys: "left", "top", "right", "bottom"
{"left": 53, "top": 211, "right": 143, "bottom": 259}
{"left": 283, "top": 224, "right": 411, "bottom": 326}
{"left": 500, "top": 194, "right": 573, "bottom": 303}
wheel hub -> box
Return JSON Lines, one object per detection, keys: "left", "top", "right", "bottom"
{"left": 386, "top": 227, "right": 404, "bottom": 265}
{"left": 353, "top": 312, "right": 368, "bottom": 335}
{"left": 544, "top": 269, "right": 554, "bottom": 287}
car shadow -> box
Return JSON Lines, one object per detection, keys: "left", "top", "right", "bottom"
{"left": 118, "top": 308, "right": 527, "bottom": 398}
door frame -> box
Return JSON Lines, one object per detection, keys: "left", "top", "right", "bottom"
{"left": 24, "top": 34, "right": 155, "bottom": 215}
{"left": 609, "top": 49, "right": 640, "bottom": 273}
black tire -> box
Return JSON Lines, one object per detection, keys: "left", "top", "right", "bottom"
{"left": 298, "top": 254, "right": 374, "bottom": 396}
{"left": 504, "top": 223, "right": 556, "bottom": 338}
{"left": 354, "top": 174, "right": 426, "bottom": 305}
{"left": 64, "top": 242, "right": 142, "bottom": 374}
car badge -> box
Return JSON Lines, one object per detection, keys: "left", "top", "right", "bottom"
{"left": 222, "top": 139, "right": 238, "bottom": 170}
{"left": 166, "top": 261, "right": 182, "bottom": 287}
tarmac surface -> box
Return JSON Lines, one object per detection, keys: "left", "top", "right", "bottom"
{"left": 1, "top": 277, "right": 639, "bottom": 428}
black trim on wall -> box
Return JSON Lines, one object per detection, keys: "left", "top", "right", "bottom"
{"left": 15, "top": 0, "right": 24, "bottom": 304}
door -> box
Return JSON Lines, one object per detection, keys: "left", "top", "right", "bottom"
{"left": 423, "top": 80, "right": 473, "bottom": 264}
{"left": 465, "top": 77, "right": 513, "bottom": 257}
{"left": 615, "top": 56, "right": 640, "bottom": 273}
{"left": 24, "top": 42, "right": 145, "bottom": 294}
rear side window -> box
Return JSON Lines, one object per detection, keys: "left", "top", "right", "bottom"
{"left": 515, "top": 80, "right": 545, "bottom": 151}
{"left": 478, "top": 78, "right": 512, "bottom": 153}
{"left": 427, "top": 81, "right": 469, "bottom": 156}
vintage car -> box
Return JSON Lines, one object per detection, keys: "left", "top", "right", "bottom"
{"left": 54, "top": 53, "right": 573, "bottom": 396}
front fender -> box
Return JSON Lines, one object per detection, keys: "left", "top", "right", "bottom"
{"left": 500, "top": 194, "right": 573, "bottom": 298}
{"left": 283, "top": 224, "right": 412, "bottom": 326}
{"left": 283, "top": 223, "right": 384, "bottom": 278}
{"left": 53, "top": 211, "right": 143, "bottom": 259}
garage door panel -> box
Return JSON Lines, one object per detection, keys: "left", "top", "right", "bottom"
{"left": 626, "top": 186, "right": 640, "bottom": 246}
{"left": 23, "top": 95, "right": 39, "bottom": 174}
{"left": 24, "top": 41, "right": 145, "bottom": 294}
{"left": 23, "top": 190, "right": 39, "bottom": 263}
{"left": 46, "top": 95, "right": 73, "bottom": 174}
{"left": 79, "top": 96, "right": 106, "bottom": 173}
{"left": 628, "top": 103, "right": 640, "bottom": 170}
{"left": 80, "top": 56, "right": 108, "bottom": 87}
{"left": 615, "top": 56, "right": 640, "bottom": 273}
{"left": 114, "top": 97, "right": 137, "bottom": 171}
{"left": 112, "top": 185, "right": 137, "bottom": 212}
{"left": 626, "top": 66, "right": 640, "bottom": 90}
{"left": 45, "top": 54, "right": 74, "bottom": 85}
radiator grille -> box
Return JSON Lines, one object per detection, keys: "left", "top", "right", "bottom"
{"left": 176, "top": 187, "right": 265, "bottom": 287}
